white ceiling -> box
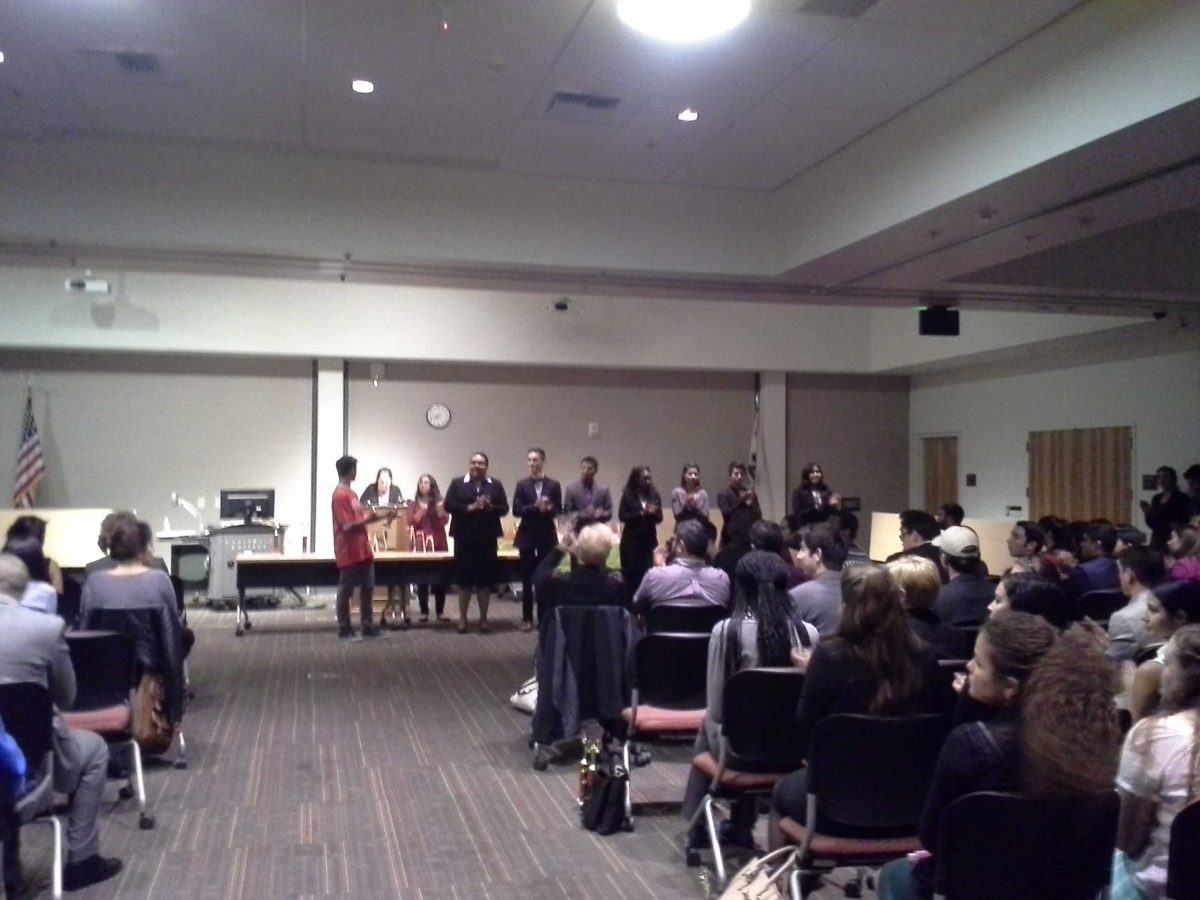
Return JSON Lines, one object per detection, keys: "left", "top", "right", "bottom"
{"left": 1, "top": 0, "right": 1198, "bottom": 313}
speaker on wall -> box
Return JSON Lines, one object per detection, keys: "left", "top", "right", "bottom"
{"left": 919, "top": 304, "right": 960, "bottom": 336}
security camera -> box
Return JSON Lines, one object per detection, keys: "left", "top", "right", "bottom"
{"left": 65, "top": 277, "right": 111, "bottom": 295}
{"left": 1153, "top": 311, "right": 1168, "bottom": 321}
{"left": 553, "top": 299, "right": 570, "bottom": 312}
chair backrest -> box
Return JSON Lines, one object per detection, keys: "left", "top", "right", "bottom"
{"left": 643, "top": 602, "right": 727, "bottom": 635}
{"left": 1077, "top": 589, "right": 1126, "bottom": 624}
{"left": 66, "top": 630, "right": 138, "bottom": 710}
{"left": 632, "top": 632, "right": 710, "bottom": 709}
{"left": 0, "top": 682, "right": 53, "bottom": 764}
{"left": 169, "top": 575, "right": 186, "bottom": 615}
{"left": 935, "top": 790, "right": 1118, "bottom": 900}
{"left": 807, "top": 714, "right": 949, "bottom": 830}
{"left": 720, "top": 668, "right": 806, "bottom": 771}
{"left": 1169, "top": 797, "right": 1200, "bottom": 900}
{"left": 59, "top": 574, "right": 84, "bottom": 627}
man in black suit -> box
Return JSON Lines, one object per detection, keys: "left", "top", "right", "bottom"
{"left": 443, "top": 452, "right": 509, "bottom": 634}
{"left": 513, "top": 447, "right": 563, "bottom": 631}
{"left": 886, "top": 509, "right": 949, "bottom": 583}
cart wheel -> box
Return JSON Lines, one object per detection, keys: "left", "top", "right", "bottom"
{"left": 685, "top": 849, "right": 701, "bottom": 868}
{"left": 139, "top": 814, "right": 156, "bottom": 831}
{"left": 118, "top": 786, "right": 133, "bottom": 800}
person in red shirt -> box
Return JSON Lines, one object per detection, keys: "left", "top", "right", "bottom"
{"left": 332, "top": 455, "right": 396, "bottom": 641}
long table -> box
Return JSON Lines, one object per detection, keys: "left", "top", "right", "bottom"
{"left": 233, "top": 550, "right": 521, "bottom": 635}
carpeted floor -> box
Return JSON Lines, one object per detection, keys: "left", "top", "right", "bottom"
{"left": 15, "top": 594, "right": 872, "bottom": 899}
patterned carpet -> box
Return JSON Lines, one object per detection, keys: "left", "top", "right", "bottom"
{"left": 15, "top": 594, "right": 870, "bottom": 899}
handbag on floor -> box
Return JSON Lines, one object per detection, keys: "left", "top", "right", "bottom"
{"left": 509, "top": 674, "right": 537, "bottom": 714}
{"left": 579, "top": 750, "right": 630, "bottom": 836}
{"left": 133, "top": 672, "right": 176, "bottom": 756}
{"left": 714, "top": 846, "right": 799, "bottom": 900}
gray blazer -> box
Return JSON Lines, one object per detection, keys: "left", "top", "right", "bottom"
{"left": 563, "top": 480, "right": 614, "bottom": 525}
{"left": 0, "top": 596, "right": 76, "bottom": 708}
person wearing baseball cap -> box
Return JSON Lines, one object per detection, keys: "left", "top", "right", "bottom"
{"left": 932, "top": 524, "right": 993, "bottom": 628}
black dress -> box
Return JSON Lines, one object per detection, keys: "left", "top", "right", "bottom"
{"left": 443, "top": 475, "right": 509, "bottom": 587}
{"left": 618, "top": 488, "right": 663, "bottom": 597}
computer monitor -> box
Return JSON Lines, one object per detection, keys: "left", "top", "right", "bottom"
{"left": 219, "top": 488, "right": 275, "bottom": 524}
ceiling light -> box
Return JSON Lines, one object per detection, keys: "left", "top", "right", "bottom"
{"left": 0, "top": 50, "right": 5, "bottom": 64}
{"left": 351, "top": 79, "right": 374, "bottom": 94}
{"left": 677, "top": 108, "right": 699, "bottom": 122}
{"left": 617, "top": 0, "right": 750, "bottom": 43}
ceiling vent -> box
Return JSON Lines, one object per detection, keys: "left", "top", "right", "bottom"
{"left": 544, "top": 90, "right": 622, "bottom": 123}
{"left": 798, "top": 0, "right": 880, "bottom": 17}
{"left": 114, "top": 51, "right": 161, "bottom": 75}
{"left": 74, "top": 47, "right": 181, "bottom": 84}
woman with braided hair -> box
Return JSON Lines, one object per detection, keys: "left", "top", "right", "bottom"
{"left": 1114, "top": 623, "right": 1200, "bottom": 898}
{"left": 681, "top": 550, "right": 819, "bottom": 850}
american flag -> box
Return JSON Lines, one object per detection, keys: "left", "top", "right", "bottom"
{"left": 13, "top": 392, "right": 46, "bottom": 508}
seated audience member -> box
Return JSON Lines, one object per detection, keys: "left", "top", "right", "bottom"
{"left": 6, "top": 514, "right": 64, "bottom": 594}
{"left": 682, "top": 551, "right": 819, "bottom": 850}
{"left": 887, "top": 510, "right": 948, "bottom": 583}
{"left": 933, "top": 526, "right": 994, "bottom": 628}
{"left": 987, "top": 571, "right": 1076, "bottom": 631}
{"left": 787, "top": 522, "right": 847, "bottom": 637}
{"left": 532, "top": 523, "right": 626, "bottom": 616}
{"left": 769, "top": 566, "right": 950, "bottom": 848}
{"left": 1114, "top": 624, "right": 1200, "bottom": 899}
{"left": 1006, "top": 520, "right": 1045, "bottom": 569}
{"left": 714, "top": 512, "right": 754, "bottom": 585}
{"left": 2, "top": 535, "right": 57, "bottom": 615}
{"left": 751, "top": 521, "right": 804, "bottom": 588}
{"left": 84, "top": 510, "right": 169, "bottom": 578}
{"left": 1115, "top": 526, "right": 1147, "bottom": 558}
{"left": 1066, "top": 522, "right": 1121, "bottom": 601}
{"left": 834, "top": 511, "right": 871, "bottom": 569}
{"left": 79, "top": 518, "right": 187, "bottom": 733}
{"left": 716, "top": 461, "right": 761, "bottom": 549}
{"left": 1166, "top": 525, "right": 1200, "bottom": 584}
{"left": 1129, "top": 580, "right": 1200, "bottom": 722}
{"left": 878, "top": 616, "right": 1120, "bottom": 900}
{"left": 936, "top": 503, "right": 964, "bottom": 529}
{"left": 1142, "top": 465, "right": 1192, "bottom": 552}
{"left": 0, "top": 554, "right": 123, "bottom": 891}
{"left": 1108, "top": 548, "right": 1166, "bottom": 663}
{"left": 633, "top": 519, "right": 730, "bottom": 616}
{"left": 888, "top": 556, "right": 972, "bottom": 660}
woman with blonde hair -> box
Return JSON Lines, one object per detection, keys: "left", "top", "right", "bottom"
{"left": 887, "top": 555, "right": 972, "bottom": 660}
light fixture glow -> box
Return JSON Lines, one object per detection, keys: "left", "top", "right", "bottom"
{"left": 0, "top": 50, "right": 6, "bottom": 64}
{"left": 617, "top": 0, "right": 750, "bottom": 43}
{"left": 677, "top": 107, "right": 699, "bottom": 122}
{"left": 351, "top": 79, "right": 374, "bottom": 94}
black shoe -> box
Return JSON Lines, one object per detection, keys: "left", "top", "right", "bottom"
{"left": 361, "top": 624, "right": 386, "bottom": 639}
{"left": 63, "top": 856, "right": 123, "bottom": 892}
{"left": 337, "top": 627, "right": 361, "bottom": 642}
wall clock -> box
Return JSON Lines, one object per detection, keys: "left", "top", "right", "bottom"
{"left": 426, "top": 402, "right": 451, "bottom": 429}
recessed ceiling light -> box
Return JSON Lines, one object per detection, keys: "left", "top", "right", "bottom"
{"left": 351, "top": 79, "right": 374, "bottom": 94}
{"left": 617, "top": 0, "right": 750, "bottom": 43}
{"left": 677, "top": 108, "right": 699, "bottom": 122}
{"left": 0, "top": 50, "right": 6, "bottom": 64}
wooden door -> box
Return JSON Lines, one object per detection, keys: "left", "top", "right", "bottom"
{"left": 1028, "top": 426, "right": 1132, "bottom": 523}
{"left": 923, "top": 436, "right": 958, "bottom": 514}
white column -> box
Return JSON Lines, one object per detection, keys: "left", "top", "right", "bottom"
{"left": 313, "top": 359, "right": 347, "bottom": 554}
{"left": 754, "top": 372, "right": 788, "bottom": 523}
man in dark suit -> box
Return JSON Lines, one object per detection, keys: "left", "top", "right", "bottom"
{"left": 443, "top": 452, "right": 509, "bottom": 634}
{"left": 513, "top": 447, "right": 563, "bottom": 631}
{"left": 1067, "top": 522, "right": 1121, "bottom": 602}
{"left": 563, "top": 456, "right": 613, "bottom": 528}
{"left": 886, "top": 509, "right": 949, "bottom": 583}
{"left": 0, "top": 553, "right": 123, "bottom": 892}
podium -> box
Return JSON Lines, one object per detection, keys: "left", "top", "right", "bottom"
{"left": 368, "top": 516, "right": 411, "bottom": 553}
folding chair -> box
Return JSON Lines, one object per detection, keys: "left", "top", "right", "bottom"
{"left": 1168, "top": 797, "right": 1200, "bottom": 900}
{"left": 778, "top": 713, "right": 949, "bottom": 897}
{"left": 61, "top": 631, "right": 156, "bottom": 829}
{"left": 643, "top": 602, "right": 727, "bottom": 635}
{"left": 0, "top": 683, "right": 63, "bottom": 899}
{"left": 933, "top": 790, "right": 1118, "bottom": 900}
{"left": 619, "top": 632, "right": 710, "bottom": 822}
{"left": 1077, "top": 589, "right": 1127, "bottom": 626}
{"left": 685, "top": 667, "right": 806, "bottom": 887}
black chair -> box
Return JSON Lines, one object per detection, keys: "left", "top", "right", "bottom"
{"left": 685, "top": 667, "right": 806, "bottom": 887}
{"left": 643, "top": 602, "right": 727, "bottom": 635}
{"left": 1168, "top": 797, "right": 1200, "bottom": 900}
{"left": 619, "top": 632, "right": 710, "bottom": 821}
{"left": 933, "top": 790, "right": 1118, "bottom": 900}
{"left": 61, "top": 631, "right": 155, "bottom": 829}
{"left": 778, "top": 714, "right": 949, "bottom": 897}
{"left": 58, "top": 576, "right": 83, "bottom": 628}
{"left": 1077, "top": 589, "right": 1126, "bottom": 626}
{"left": 0, "top": 683, "right": 63, "bottom": 898}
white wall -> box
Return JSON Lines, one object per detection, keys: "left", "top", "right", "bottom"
{"left": 0, "top": 351, "right": 313, "bottom": 548}
{"left": 909, "top": 350, "right": 1200, "bottom": 524}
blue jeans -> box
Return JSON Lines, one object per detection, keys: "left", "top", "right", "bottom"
{"left": 878, "top": 858, "right": 925, "bottom": 900}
